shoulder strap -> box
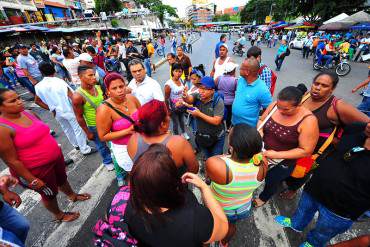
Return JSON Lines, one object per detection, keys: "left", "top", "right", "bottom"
{"left": 103, "top": 101, "right": 135, "bottom": 124}
{"left": 257, "top": 103, "right": 278, "bottom": 131}
{"left": 301, "top": 93, "right": 311, "bottom": 103}
{"left": 77, "top": 88, "right": 98, "bottom": 109}
{"left": 331, "top": 97, "right": 344, "bottom": 126}
{"left": 314, "top": 126, "right": 337, "bottom": 159}
{"left": 0, "top": 123, "right": 15, "bottom": 131}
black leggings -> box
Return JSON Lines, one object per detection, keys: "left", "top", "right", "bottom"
{"left": 225, "top": 104, "right": 232, "bottom": 129}
{"left": 259, "top": 160, "right": 295, "bottom": 202}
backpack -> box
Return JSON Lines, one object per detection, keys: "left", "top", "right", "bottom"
{"left": 92, "top": 186, "right": 138, "bottom": 247}
{"left": 258, "top": 65, "right": 277, "bottom": 96}
{"left": 195, "top": 91, "right": 227, "bottom": 120}
{"left": 285, "top": 47, "right": 291, "bottom": 56}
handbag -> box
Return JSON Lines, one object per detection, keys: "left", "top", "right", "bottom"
{"left": 195, "top": 132, "right": 218, "bottom": 148}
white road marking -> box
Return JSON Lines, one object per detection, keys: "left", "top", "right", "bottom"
{"left": 37, "top": 164, "right": 115, "bottom": 247}
{"left": 253, "top": 185, "right": 291, "bottom": 247}
{"left": 0, "top": 149, "right": 87, "bottom": 216}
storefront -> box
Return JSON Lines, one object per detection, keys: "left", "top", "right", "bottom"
{"left": 43, "top": 0, "right": 71, "bottom": 21}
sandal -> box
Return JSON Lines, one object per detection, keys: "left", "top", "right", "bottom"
{"left": 69, "top": 193, "right": 91, "bottom": 202}
{"left": 279, "top": 189, "right": 297, "bottom": 200}
{"left": 54, "top": 212, "right": 80, "bottom": 222}
{"left": 252, "top": 198, "right": 266, "bottom": 208}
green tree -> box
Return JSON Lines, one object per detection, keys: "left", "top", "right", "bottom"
{"left": 133, "top": 0, "right": 178, "bottom": 24}
{"left": 95, "top": 0, "right": 122, "bottom": 14}
{"left": 220, "top": 14, "right": 230, "bottom": 21}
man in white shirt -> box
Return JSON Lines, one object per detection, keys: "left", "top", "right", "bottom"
{"left": 210, "top": 43, "right": 233, "bottom": 81}
{"left": 127, "top": 59, "right": 164, "bottom": 105}
{"left": 62, "top": 47, "right": 80, "bottom": 89}
{"left": 34, "top": 62, "right": 95, "bottom": 155}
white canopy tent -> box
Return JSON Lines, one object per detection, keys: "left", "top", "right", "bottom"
{"left": 323, "top": 13, "right": 349, "bottom": 25}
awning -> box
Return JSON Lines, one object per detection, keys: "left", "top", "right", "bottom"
{"left": 44, "top": 1, "right": 68, "bottom": 9}
{"left": 0, "top": 28, "right": 15, "bottom": 34}
{"left": 351, "top": 22, "right": 370, "bottom": 30}
{"left": 319, "top": 22, "right": 353, "bottom": 31}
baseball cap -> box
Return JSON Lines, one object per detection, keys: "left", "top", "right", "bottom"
{"left": 220, "top": 43, "right": 228, "bottom": 50}
{"left": 198, "top": 76, "right": 215, "bottom": 89}
{"left": 78, "top": 53, "right": 93, "bottom": 62}
{"left": 224, "top": 62, "right": 239, "bottom": 73}
{"left": 19, "top": 44, "right": 29, "bottom": 49}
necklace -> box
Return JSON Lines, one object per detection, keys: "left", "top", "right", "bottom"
{"left": 111, "top": 99, "right": 129, "bottom": 112}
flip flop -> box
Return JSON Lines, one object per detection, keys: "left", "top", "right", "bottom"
{"left": 69, "top": 193, "right": 91, "bottom": 202}
{"left": 54, "top": 212, "right": 80, "bottom": 222}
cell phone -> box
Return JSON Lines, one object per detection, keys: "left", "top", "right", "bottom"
{"left": 187, "top": 107, "right": 196, "bottom": 111}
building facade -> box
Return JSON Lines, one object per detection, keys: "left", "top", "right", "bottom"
{"left": 0, "top": 0, "right": 38, "bottom": 24}
{"left": 186, "top": 2, "right": 215, "bottom": 24}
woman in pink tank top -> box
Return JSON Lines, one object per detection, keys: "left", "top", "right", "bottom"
{"left": 0, "top": 89, "right": 91, "bottom": 222}
{"left": 96, "top": 73, "right": 141, "bottom": 186}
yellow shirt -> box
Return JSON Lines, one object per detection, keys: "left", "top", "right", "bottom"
{"left": 147, "top": 43, "right": 155, "bottom": 56}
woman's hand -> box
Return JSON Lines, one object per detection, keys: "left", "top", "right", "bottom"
{"left": 0, "top": 175, "right": 18, "bottom": 188}
{"left": 263, "top": 150, "right": 281, "bottom": 159}
{"left": 181, "top": 172, "right": 207, "bottom": 190}
{"left": 3, "top": 191, "right": 21, "bottom": 208}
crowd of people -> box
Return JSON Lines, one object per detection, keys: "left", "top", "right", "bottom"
{"left": 0, "top": 29, "right": 369, "bottom": 247}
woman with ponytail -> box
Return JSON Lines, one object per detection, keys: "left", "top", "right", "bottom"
{"left": 127, "top": 100, "right": 199, "bottom": 175}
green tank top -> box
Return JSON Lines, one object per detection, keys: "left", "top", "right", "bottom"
{"left": 78, "top": 85, "right": 103, "bottom": 126}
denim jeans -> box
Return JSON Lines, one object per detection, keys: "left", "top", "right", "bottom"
{"left": 317, "top": 55, "right": 333, "bottom": 67}
{"left": 199, "top": 133, "right": 225, "bottom": 160}
{"left": 88, "top": 126, "right": 113, "bottom": 165}
{"left": 3, "top": 67, "right": 17, "bottom": 86}
{"left": 144, "top": 58, "right": 152, "bottom": 77}
{"left": 170, "top": 110, "right": 185, "bottom": 135}
{"left": 291, "top": 192, "right": 353, "bottom": 247}
{"left": 357, "top": 96, "right": 370, "bottom": 117}
{"left": 0, "top": 77, "right": 14, "bottom": 90}
{"left": 275, "top": 55, "right": 285, "bottom": 70}
{"left": 18, "top": 77, "right": 35, "bottom": 94}
{"left": 0, "top": 202, "right": 30, "bottom": 246}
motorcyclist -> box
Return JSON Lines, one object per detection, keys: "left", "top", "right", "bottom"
{"left": 236, "top": 34, "right": 247, "bottom": 51}
{"left": 316, "top": 39, "right": 333, "bottom": 68}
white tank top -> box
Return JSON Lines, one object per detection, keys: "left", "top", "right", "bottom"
{"left": 214, "top": 57, "right": 230, "bottom": 80}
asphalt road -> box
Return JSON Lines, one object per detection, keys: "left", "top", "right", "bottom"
{"left": 1, "top": 31, "right": 369, "bottom": 247}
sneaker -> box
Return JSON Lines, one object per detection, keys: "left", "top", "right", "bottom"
{"left": 299, "top": 242, "right": 313, "bottom": 247}
{"left": 104, "top": 163, "right": 114, "bottom": 171}
{"left": 182, "top": 132, "right": 190, "bottom": 140}
{"left": 82, "top": 147, "right": 98, "bottom": 156}
{"left": 274, "top": 216, "right": 302, "bottom": 232}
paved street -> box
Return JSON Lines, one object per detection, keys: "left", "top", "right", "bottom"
{"left": 1, "top": 32, "right": 369, "bottom": 247}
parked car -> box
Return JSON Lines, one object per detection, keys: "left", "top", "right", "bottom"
{"left": 289, "top": 36, "right": 317, "bottom": 49}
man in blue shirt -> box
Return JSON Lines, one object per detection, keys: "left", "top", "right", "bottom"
{"left": 215, "top": 34, "right": 227, "bottom": 59}
{"left": 232, "top": 57, "right": 272, "bottom": 127}
{"left": 316, "top": 40, "right": 333, "bottom": 67}
{"left": 274, "top": 39, "right": 288, "bottom": 71}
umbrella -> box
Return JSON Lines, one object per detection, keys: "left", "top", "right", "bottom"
{"left": 351, "top": 22, "right": 370, "bottom": 31}
{"left": 24, "top": 25, "right": 49, "bottom": 31}
{"left": 341, "top": 10, "right": 370, "bottom": 23}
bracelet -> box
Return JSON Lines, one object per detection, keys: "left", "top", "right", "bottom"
{"left": 30, "top": 179, "right": 38, "bottom": 187}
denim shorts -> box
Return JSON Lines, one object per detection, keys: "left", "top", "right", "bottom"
{"left": 226, "top": 203, "right": 252, "bottom": 223}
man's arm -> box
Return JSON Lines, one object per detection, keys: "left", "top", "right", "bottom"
{"left": 22, "top": 69, "right": 37, "bottom": 85}
{"left": 210, "top": 60, "right": 216, "bottom": 78}
{"left": 352, "top": 77, "right": 370, "bottom": 93}
{"left": 34, "top": 95, "right": 50, "bottom": 111}
{"left": 71, "top": 93, "right": 94, "bottom": 140}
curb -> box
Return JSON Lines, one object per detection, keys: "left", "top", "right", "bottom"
{"left": 154, "top": 36, "right": 202, "bottom": 69}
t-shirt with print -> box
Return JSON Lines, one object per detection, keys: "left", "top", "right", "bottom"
{"left": 165, "top": 79, "right": 185, "bottom": 108}
{"left": 194, "top": 93, "right": 225, "bottom": 136}
{"left": 17, "top": 54, "right": 42, "bottom": 79}
{"left": 125, "top": 189, "right": 213, "bottom": 247}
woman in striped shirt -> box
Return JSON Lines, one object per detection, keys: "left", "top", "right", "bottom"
{"left": 206, "top": 124, "right": 268, "bottom": 246}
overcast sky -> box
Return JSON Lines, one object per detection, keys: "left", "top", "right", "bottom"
{"left": 162, "top": 0, "right": 247, "bottom": 18}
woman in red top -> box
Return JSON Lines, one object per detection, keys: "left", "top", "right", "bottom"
{"left": 0, "top": 88, "right": 90, "bottom": 222}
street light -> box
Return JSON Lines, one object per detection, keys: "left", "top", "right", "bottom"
{"left": 269, "top": 2, "right": 276, "bottom": 17}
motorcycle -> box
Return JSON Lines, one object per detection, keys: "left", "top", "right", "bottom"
{"left": 313, "top": 52, "right": 351, "bottom": 77}
{"left": 105, "top": 57, "right": 122, "bottom": 73}
{"left": 232, "top": 42, "right": 245, "bottom": 57}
